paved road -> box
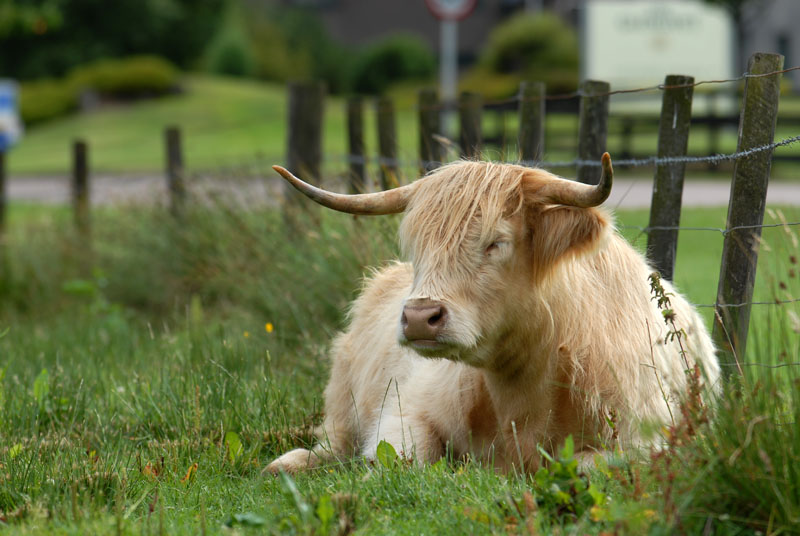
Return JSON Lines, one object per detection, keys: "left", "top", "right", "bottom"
{"left": 6, "top": 173, "right": 800, "bottom": 209}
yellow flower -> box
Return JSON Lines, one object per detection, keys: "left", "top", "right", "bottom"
{"left": 265, "top": 322, "right": 274, "bottom": 334}
{"left": 243, "top": 331, "right": 250, "bottom": 338}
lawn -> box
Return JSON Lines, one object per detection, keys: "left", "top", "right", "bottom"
{"left": 1, "top": 197, "right": 799, "bottom": 534}
{"left": 7, "top": 75, "right": 800, "bottom": 179}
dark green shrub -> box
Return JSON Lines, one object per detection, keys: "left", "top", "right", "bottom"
{"left": 203, "top": 4, "right": 256, "bottom": 79}
{"left": 474, "top": 12, "right": 579, "bottom": 95}
{"left": 18, "top": 79, "right": 77, "bottom": 124}
{"left": 19, "top": 55, "right": 179, "bottom": 124}
{"left": 246, "top": 14, "right": 308, "bottom": 82}
{"left": 351, "top": 34, "right": 435, "bottom": 95}
{"left": 206, "top": 38, "right": 256, "bottom": 78}
{"left": 245, "top": 6, "right": 354, "bottom": 94}
{"left": 0, "top": 0, "right": 225, "bottom": 80}
{"left": 69, "top": 55, "right": 180, "bottom": 98}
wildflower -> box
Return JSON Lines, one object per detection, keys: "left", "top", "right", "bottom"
{"left": 244, "top": 331, "right": 250, "bottom": 338}
{"left": 265, "top": 322, "right": 274, "bottom": 334}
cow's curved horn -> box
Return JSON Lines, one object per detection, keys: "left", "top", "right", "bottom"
{"left": 539, "top": 152, "right": 613, "bottom": 208}
{"left": 272, "top": 166, "right": 414, "bottom": 215}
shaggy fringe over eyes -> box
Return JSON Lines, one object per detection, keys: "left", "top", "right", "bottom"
{"left": 399, "top": 161, "right": 528, "bottom": 262}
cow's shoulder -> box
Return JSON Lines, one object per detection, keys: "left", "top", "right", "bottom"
{"left": 358, "top": 261, "right": 413, "bottom": 305}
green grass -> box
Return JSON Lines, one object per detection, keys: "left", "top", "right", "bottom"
{"left": 8, "top": 76, "right": 306, "bottom": 175}
{"left": 1, "top": 201, "right": 800, "bottom": 533}
{"left": 7, "top": 75, "right": 410, "bottom": 177}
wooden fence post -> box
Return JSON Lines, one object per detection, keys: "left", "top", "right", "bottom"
{"left": 459, "top": 92, "right": 483, "bottom": 159}
{"left": 376, "top": 97, "right": 398, "bottom": 189}
{"left": 286, "top": 81, "right": 325, "bottom": 211}
{"left": 577, "top": 80, "right": 610, "bottom": 184}
{"left": 165, "top": 126, "right": 185, "bottom": 216}
{"left": 72, "top": 139, "right": 89, "bottom": 236}
{"left": 647, "top": 74, "right": 695, "bottom": 282}
{"left": 518, "top": 81, "right": 545, "bottom": 164}
{"left": 347, "top": 97, "right": 366, "bottom": 193}
{"left": 712, "top": 52, "right": 784, "bottom": 378}
{"left": 418, "top": 89, "right": 442, "bottom": 174}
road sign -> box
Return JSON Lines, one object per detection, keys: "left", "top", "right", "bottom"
{"left": 424, "top": 0, "right": 477, "bottom": 21}
{"left": 0, "top": 80, "right": 22, "bottom": 152}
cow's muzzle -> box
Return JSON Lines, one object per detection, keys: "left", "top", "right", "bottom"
{"left": 401, "top": 298, "right": 448, "bottom": 346}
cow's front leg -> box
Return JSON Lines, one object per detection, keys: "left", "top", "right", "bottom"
{"left": 363, "top": 412, "right": 443, "bottom": 465}
{"left": 496, "top": 417, "right": 547, "bottom": 473}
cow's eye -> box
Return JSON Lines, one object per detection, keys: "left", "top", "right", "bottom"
{"left": 485, "top": 241, "right": 506, "bottom": 255}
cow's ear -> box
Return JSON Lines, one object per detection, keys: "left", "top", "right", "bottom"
{"left": 527, "top": 205, "right": 608, "bottom": 271}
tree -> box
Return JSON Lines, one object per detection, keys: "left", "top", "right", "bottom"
{"left": 0, "top": 0, "right": 225, "bottom": 80}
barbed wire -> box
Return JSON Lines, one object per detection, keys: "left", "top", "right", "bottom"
{"left": 695, "top": 297, "right": 800, "bottom": 309}
{"left": 531, "top": 133, "right": 800, "bottom": 169}
{"left": 718, "top": 361, "right": 800, "bottom": 368}
{"left": 421, "top": 65, "right": 800, "bottom": 109}
{"left": 337, "top": 132, "right": 800, "bottom": 171}
{"left": 620, "top": 220, "right": 800, "bottom": 237}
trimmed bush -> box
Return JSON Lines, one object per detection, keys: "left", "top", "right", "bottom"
{"left": 19, "top": 56, "right": 180, "bottom": 124}
{"left": 206, "top": 38, "right": 256, "bottom": 78}
{"left": 69, "top": 56, "right": 180, "bottom": 98}
{"left": 244, "top": 6, "right": 354, "bottom": 94}
{"left": 351, "top": 34, "right": 435, "bottom": 95}
{"left": 203, "top": 4, "right": 256, "bottom": 78}
{"left": 19, "top": 79, "right": 77, "bottom": 125}
{"left": 466, "top": 12, "right": 579, "bottom": 97}
{"left": 245, "top": 12, "right": 310, "bottom": 82}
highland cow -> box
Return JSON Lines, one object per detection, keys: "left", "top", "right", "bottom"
{"left": 266, "top": 154, "right": 719, "bottom": 473}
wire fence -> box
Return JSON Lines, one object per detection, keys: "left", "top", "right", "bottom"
{"left": 157, "top": 65, "right": 800, "bottom": 180}
{"left": 322, "top": 64, "right": 800, "bottom": 173}
{"left": 335, "top": 132, "right": 800, "bottom": 171}
{"left": 418, "top": 65, "right": 800, "bottom": 108}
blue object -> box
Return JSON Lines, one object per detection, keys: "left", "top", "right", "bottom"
{"left": 0, "top": 79, "right": 21, "bottom": 151}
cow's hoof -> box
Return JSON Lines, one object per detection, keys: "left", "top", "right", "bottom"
{"left": 263, "top": 448, "right": 315, "bottom": 475}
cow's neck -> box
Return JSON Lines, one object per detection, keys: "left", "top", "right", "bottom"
{"left": 480, "top": 312, "right": 558, "bottom": 417}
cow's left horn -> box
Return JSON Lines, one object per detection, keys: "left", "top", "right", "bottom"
{"left": 272, "top": 166, "right": 414, "bottom": 215}
{"left": 539, "top": 152, "right": 613, "bottom": 208}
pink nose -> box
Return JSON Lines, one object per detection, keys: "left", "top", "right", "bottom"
{"left": 402, "top": 299, "right": 447, "bottom": 341}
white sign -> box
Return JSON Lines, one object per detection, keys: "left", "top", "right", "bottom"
{"left": 582, "top": 1, "right": 734, "bottom": 111}
{"left": 424, "top": 0, "right": 477, "bottom": 21}
{"left": 0, "top": 80, "right": 22, "bottom": 151}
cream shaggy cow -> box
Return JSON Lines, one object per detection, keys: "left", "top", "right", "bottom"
{"left": 266, "top": 154, "right": 719, "bottom": 474}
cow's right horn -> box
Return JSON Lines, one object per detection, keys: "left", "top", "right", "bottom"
{"left": 539, "top": 152, "right": 613, "bottom": 208}
{"left": 273, "top": 166, "right": 414, "bottom": 215}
